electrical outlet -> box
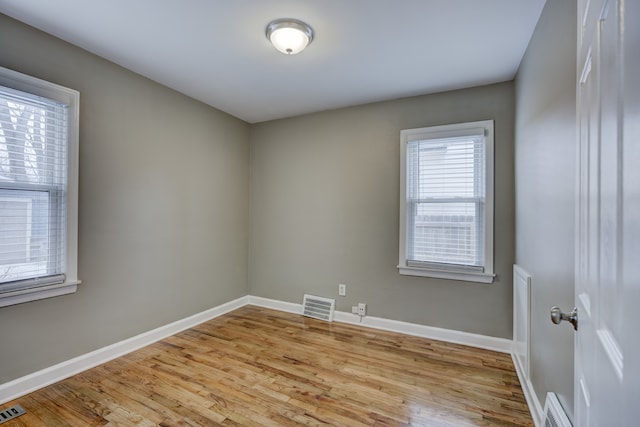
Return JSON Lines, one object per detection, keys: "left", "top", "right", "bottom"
{"left": 357, "top": 303, "right": 367, "bottom": 316}
{"left": 338, "top": 283, "right": 346, "bottom": 296}
{"left": 351, "top": 306, "right": 358, "bottom": 314}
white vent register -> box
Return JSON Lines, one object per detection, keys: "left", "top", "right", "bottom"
{"left": 302, "top": 294, "right": 335, "bottom": 322}
{"left": 543, "top": 392, "right": 572, "bottom": 427}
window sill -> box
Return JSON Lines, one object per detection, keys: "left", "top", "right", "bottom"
{"left": 0, "top": 280, "right": 81, "bottom": 308}
{"left": 398, "top": 266, "right": 495, "bottom": 283}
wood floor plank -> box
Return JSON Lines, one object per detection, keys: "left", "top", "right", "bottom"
{"left": 2, "top": 306, "right": 534, "bottom": 426}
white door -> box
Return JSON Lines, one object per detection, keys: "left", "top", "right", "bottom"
{"left": 575, "top": 0, "right": 640, "bottom": 425}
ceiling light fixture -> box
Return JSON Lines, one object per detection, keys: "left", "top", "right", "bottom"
{"left": 266, "top": 18, "right": 314, "bottom": 55}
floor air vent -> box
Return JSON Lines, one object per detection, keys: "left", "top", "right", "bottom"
{"left": 0, "top": 404, "right": 26, "bottom": 424}
{"left": 544, "top": 392, "right": 572, "bottom": 427}
{"left": 302, "top": 294, "right": 335, "bottom": 322}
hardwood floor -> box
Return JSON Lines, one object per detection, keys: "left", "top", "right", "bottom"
{"left": 3, "top": 306, "right": 533, "bottom": 426}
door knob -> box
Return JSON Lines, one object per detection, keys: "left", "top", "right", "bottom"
{"left": 550, "top": 306, "right": 578, "bottom": 331}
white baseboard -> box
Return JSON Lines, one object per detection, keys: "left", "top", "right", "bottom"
{"left": 511, "top": 351, "right": 544, "bottom": 426}
{"left": 249, "top": 296, "right": 512, "bottom": 353}
{"left": 0, "top": 296, "right": 249, "bottom": 405}
{"left": 247, "top": 295, "right": 301, "bottom": 315}
{"left": 1, "top": 294, "right": 514, "bottom": 405}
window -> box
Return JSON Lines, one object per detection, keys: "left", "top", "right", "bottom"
{"left": 399, "top": 120, "right": 494, "bottom": 283}
{"left": 0, "top": 67, "right": 79, "bottom": 307}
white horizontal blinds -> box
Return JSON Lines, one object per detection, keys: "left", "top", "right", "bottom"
{"left": 406, "top": 131, "right": 486, "bottom": 271}
{"left": 0, "top": 85, "right": 68, "bottom": 291}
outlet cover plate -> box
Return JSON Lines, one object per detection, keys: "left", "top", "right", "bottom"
{"left": 357, "top": 302, "right": 367, "bottom": 316}
{"left": 338, "top": 284, "right": 346, "bottom": 296}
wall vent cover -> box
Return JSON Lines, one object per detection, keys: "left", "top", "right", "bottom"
{"left": 302, "top": 294, "right": 335, "bottom": 322}
{"left": 0, "top": 404, "right": 26, "bottom": 424}
{"left": 543, "top": 392, "right": 572, "bottom": 427}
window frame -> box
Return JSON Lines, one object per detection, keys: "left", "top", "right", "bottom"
{"left": 0, "top": 66, "right": 80, "bottom": 307}
{"left": 398, "top": 120, "right": 495, "bottom": 283}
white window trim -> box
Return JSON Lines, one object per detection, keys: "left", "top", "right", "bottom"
{"left": 0, "top": 67, "right": 80, "bottom": 307}
{"left": 398, "top": 120, "right": 495, "bottom": 284}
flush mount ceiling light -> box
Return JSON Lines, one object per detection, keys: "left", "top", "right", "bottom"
{"left": 266, "top": 18, "right": 314, "bottom": 55}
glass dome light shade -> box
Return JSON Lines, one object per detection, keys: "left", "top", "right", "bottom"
{"left": 266, "top": 19, "right": 314, "bottom": 55}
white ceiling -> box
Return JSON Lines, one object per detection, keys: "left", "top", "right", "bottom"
{"left": 0, "top": 0, "right": 546, "bottom": 123}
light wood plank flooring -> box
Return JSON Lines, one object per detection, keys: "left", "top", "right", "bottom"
{"left": 3, "top": 306, "right": 533, "bottom": 426}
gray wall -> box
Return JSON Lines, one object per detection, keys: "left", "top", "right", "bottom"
{"left": 249, "top": 82, "right": 515, "bottom": 338}
{"left": 514, "top": 0, "right": 576, "bottom": 417}
{"left": 0, "top": 14, "right": 250, "bottom": 383}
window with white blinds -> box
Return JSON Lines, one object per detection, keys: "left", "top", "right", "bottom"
{"left": 399, "top": 121, "right": 494, "bottom": 283}
{"left": 0, "top": 67, "right": 79, "bottom": 306}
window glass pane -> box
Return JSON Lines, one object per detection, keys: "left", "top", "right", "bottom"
{"left": 409, "top": 202, "right": 484, "bottom": 266}
{"left": 408, "top": 137, "right": 484, "bottom": 199}
{"left": 0, "top": 87, "right": 68, "bottom": 186}
{"left": 0, "top": 189, "right": 54, "bottom": 282}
